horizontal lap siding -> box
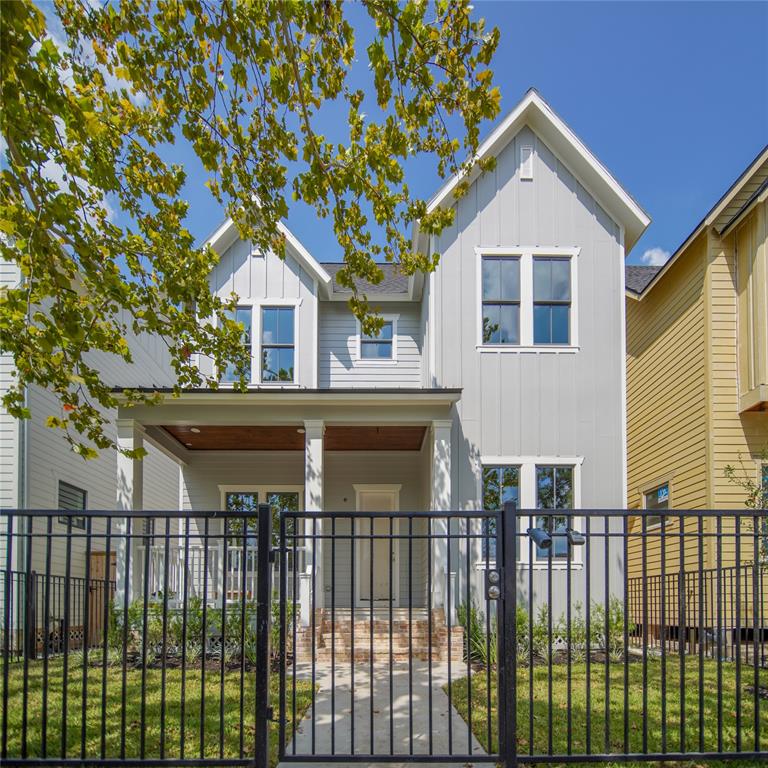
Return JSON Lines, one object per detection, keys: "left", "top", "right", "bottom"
{"left": 626, "top": 234, "right": 708, "bottom": 579}
{"left": 318, "top": 302, "right": 422, "bottom": 388}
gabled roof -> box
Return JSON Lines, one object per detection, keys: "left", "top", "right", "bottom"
{"left": 625, "top": 265, "right": 662, "bottom": 294}
{"left": 205, "top": 217, "right": 332, "bottom": 289}
{"left": 416, "top": 88, "right": 650, "bottom": 252}
{"left": 322, "top": 262, "right": 410, "bottom": 296}
{"left": 627, "top": 144, "right": 768, "bottom": 299}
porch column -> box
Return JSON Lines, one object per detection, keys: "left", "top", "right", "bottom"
{"left": 115, "top": 419, "right": 144, "bottom": 607}
{"left": 430, "top": 419, "right": 454, "bottom": 623}
{"left": 303, "top": 420, "right": 324, "bottom": 623}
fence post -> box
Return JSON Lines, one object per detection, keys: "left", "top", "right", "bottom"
{"left": 254, "top": 502, "right": 273, "bottom": 766}
{"left": 24, "top": 570, "right": 36, "bottom": 660}
{"left": 499, "top": 501, "right": 518, "bottom": 768}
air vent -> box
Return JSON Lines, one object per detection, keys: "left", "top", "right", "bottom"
{"left": 520, "top": 144, "right": 534, "bottom": 180}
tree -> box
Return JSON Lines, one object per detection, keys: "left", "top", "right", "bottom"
{"left": 0, "top": 0, "right": 500, "bottom": 457}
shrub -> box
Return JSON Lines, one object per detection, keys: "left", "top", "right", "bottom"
{"left": 457, "top": 602, "right": 497, "bottom": 666}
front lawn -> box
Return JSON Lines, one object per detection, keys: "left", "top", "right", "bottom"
{"left": 3, "top": 657, "right": 313, "bottom": 767}
{"left": 449, "top": 656, "right": 767, "bottom": 767}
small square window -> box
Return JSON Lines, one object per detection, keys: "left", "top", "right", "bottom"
{"left": 644, "top": 483, "right": 670, "bottom": 528}
{"left": 361, "top": 320, "right": 394, "bottom": 359}
{"left": 58, "top": 481, "right": 86, "bottom": 529}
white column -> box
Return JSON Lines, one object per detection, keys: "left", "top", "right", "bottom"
{"left": 302, "top": 420, "right": 324, "bottom": 624}
{"left": 430, "top": 419, "right": 453, "bottom": 622}
{"left": 115, "top": 419, "right": 144, "bottom": 607}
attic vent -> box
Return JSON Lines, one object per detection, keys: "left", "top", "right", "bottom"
{"left": 250, "top": 245, "right": 263, "bottom": 258}
{"left": 520, "top": 144, "right": 534, "bottom": 180}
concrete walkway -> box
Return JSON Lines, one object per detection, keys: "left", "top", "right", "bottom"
{"left": 279, "top": 659, "right": 486, "bottom": 767}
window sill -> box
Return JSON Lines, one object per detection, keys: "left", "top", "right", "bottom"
{"left": 476, "top": 344, "right": 579, "bottom": 353}
{"left": 353, "top": 359, "right": 399, "bottom": 366}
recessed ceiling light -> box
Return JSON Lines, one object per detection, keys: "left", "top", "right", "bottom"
{"left": 185, "top": 442, "right": 193, "bottom": 447}
{"left": 297, "top": 428, "right": 305, "bottom": 434}
{"left": 190, "top": 427, "right": 201, "bottom": 433}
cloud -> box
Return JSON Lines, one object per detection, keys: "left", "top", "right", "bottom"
{"left": 640, "top": 247, "right": 671, "bottom": 267}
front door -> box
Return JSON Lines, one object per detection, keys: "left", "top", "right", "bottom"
{"left": 355, "top": 487, "right": 400, "bottom": 607}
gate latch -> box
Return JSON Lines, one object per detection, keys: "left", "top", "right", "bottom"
{"left": 485, "top": 569, "right": 501, "bottom": 600}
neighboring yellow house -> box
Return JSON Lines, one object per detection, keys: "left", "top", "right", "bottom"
{"left": 624, "top": 147, "right": 768, "bottom": 642}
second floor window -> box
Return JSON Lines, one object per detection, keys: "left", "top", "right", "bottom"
{"left": 222, "top": 306, "right": 252, "bottom": 384}
{"left": 261, "top": 306, "right": 295, "bottom": 382}
{"left": 361, "top": 319, "right": 394, "bottom": 359}
{"left": 482, "top": 256, "right": 520, "bottom": 344}
{"left": 533, "top": 257, "right": 571, "bottom": 344}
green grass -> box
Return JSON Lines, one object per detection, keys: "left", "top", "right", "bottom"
{"left": 448, "top": 656, "right": 767, "bottom": 767}
{"left": 3, "top": 656, "right": 313, "bottom": 767}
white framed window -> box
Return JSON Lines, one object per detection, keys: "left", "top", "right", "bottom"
{"left": 476, "top": 247, "right": 579, "bottom": 351}
{"left": 218, "top": 299, "right": 301, "bottom": 386}
{"left": 355, "top": 314, "right": 399, "bottom": 364}
{"left": 478, "top": 456, "right": 583, "bottom": 568}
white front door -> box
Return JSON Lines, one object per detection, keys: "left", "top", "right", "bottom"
{"left": 355, "top": 486, "right": 400, "bottom": 607}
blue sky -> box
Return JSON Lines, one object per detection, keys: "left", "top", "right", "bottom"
{"left": 44, "top": 1, "right": 768, "bottom": 267}
{"left": 182, "top": 1, "right": 767, "bottom": 266}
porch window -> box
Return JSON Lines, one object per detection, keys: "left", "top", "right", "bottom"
{"left": 221, "top": 306, "right": 252, "bottom": 383}
{"left": 361, "top": 320, "right": 394, "bottom": 359}
{"left": 535, "top": 465, "right": 574, "bottom": 559}
{"left": 481, "top": 465, "right": 520, "bottom": 560}
{"left": 58, "top": 481, "right": 86, "bottom": 529}
{"left": 533, "top": 257, "right": 571, "bottom": 344}
{"left": 481, "top": 256, "right": 520, "bottom": 344}
{"left": 261, "top": 307, "right": 295, "bottom": 382}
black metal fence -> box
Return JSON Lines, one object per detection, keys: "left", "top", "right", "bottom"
{"left": 1, "top": 506, "right": 767, "bottom": 767}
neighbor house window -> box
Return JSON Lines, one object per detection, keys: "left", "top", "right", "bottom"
{"left": 221, "top": 306, "right": 252, "bottom": 383}
{"left": 533, "top": 257, "right": 571, "bottom": 344}
{"left": 481, "top": 465, "right": 520, "bottom": 559}
{"left": 360, "top": 319, "right": 394, "bottom": 359}
{"left": 536, "top": 465, "right": 574, "bottom": 558}
{"left": 261, "top": 307, "right": 295, "bottom": 382}
{"left": 481, "top": 256, "right": 520, "bottom": 344}
{"left": 58, "top": 481, "right": 86, "bottom": 529}
{"left": 643, "top": 483, "right": 670, "bottom": 528}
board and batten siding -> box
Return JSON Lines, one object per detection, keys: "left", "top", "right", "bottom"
{"left": 318, "top": 302, "right": 422, "bottom": 388}
{"left": 431, "top": 124, "right": 625, "bottom": 511}
{"left": 201, "top": 239, "right": 318, "bottom": 388}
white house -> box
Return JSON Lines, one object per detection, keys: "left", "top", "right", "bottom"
{"left": 1, "top": 90, "right": 649, "bottom": 649}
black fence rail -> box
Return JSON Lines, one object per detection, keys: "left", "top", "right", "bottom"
{"left": 628, "top": 564, "right": 768, "bottom": 665}
{"left": 1, "top": 508, "right": 274, "bottom": 767}
{"left": 1, "top": 506, "right": 766, "bottom": 767}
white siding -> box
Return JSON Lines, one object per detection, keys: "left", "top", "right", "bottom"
{"left": 318, "top": 302, "right": 422, "bottom": 388}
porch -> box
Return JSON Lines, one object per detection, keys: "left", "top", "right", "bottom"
{"left": 114, "top": 389, "right": 461, "bottom": 625}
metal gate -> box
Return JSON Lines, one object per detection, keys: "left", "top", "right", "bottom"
{"left": 275, "top": 508, "right": 503, "bottom": 763}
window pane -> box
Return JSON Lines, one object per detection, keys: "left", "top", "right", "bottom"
{"left": 482, "top": 258, "right": 500, "bottom": 301}
{"left": 644, "top": 484, "right": 669, "bottom": 510}
{"left": 554, "top": 466, "right": 574, "bottom": 508}
{"left": 499, "top": 305, "right": 520, "bottom": 344}
{"left": 226, "top": 492, "right": 259, "bottom": 513}
{"left": 363, "top": 320, "right": 393, "bottom": 342}
{"left": 482, "top": 305, "right": 501, "bottom": 344}
{"left": 533, "top": 258, "right": 551, "bottom": 301}
{"left": 551, "top": 305, "right": 570, "bottom": 344}
{"left": 276, "top": 348, "right": 294, "bottom": 381}
{"left": 536, "top": 466, "right": 555, "bottom": 509}
{"left": 277, "top": 307, "right": 294, "bottom": 345}
{"left": 550, "top": 259, "right": 571, "bottom": 301}
{"left": 262, "top": 348, "right": 279, "bottom": 381}
{"left": 58, "top": 481, "right": 86, "bottom": 511}
{"left": 501, "top": 259, "right": 520, "bottom": 301}
{"left": 262, "top": 308, "right": 278, "bottom": 344}
{"left": 483, "top": 466, "right": 501, "bottom": 510}
{"left": 501, "top": 467, "right": 520, "bottom": 507}
{"left": 361, "top": 340, "right": 392, "bottom": 359}
{"left": 533, "top": 304, "right": 551, "bottom": 344}
{"left": 482, "top": 465, "right": 520, "bottom": 559}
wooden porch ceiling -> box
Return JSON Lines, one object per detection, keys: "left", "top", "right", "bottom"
{"left": 162, "top": 424, "right": 427, "bottom": 451}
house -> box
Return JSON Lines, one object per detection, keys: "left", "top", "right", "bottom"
{"left": 2, "top": 90, "right": 649, "bottom": 654}
{"left": 625, "top": 147, "right": 768, "bottom": 643}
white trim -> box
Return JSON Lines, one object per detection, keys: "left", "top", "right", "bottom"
{"left": 422, "top": 90, "right": 650, "bottom": 251}
{"left": 353, "top": 484, "right": 402, "bottom": 608}
{"left": 475, "top": 247, "right": 580, "bottom": 350}
{"left": 618, "top": 224, "right": 628, "bottom": 507}
{"left": 354, "top": 314, "right": 399, "bottom": 365}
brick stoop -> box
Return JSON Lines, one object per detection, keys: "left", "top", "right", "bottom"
{"left": 295, "top": 608, "right": 464, "bottom": 663}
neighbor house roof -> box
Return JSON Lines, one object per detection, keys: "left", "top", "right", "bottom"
{"left": 625, "top": 265, "right": 662, "bottom": 294}
{"left": 413, "top": 88, "right": 650, "bottom": 254}
{"left": 627, "top": 145, "right": 768, "bottom": 300}
{"left": 321, "top": 262, "right": 410, "bottom": 296}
